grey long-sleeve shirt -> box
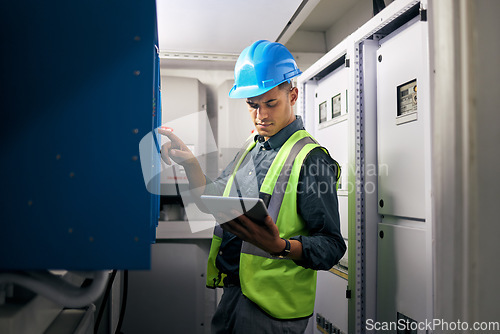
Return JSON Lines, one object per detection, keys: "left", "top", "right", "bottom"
{"left": 204, "top": 116, "right": 346, "bottom": 279}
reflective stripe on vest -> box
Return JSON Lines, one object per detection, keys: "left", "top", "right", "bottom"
{"left": 240, "top": 136, "right": 315, "bottom": 259}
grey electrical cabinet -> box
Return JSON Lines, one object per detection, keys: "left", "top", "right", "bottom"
{"left": 376, "top": 18, "right": 432, "bottom": 329}
{"left": 217, "top": 80, "right": 255, "bottom": 174}
{"left": 376, "top": 20, "right": 427, "bottom": 220}
{"left": 303, "top": 47, "right": 351, "bottom": 334}
{"left": 159, "top": 76, "right": 212, "bottom": 196}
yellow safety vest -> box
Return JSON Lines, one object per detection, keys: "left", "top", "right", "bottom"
{"left": 206, "top": 130, "right": 338, "bottom": 319}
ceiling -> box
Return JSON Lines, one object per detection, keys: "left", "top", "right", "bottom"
{"left": 156, "top": 0, "right": 303, "bottom": 54}
{"left": 156, "top": 0, "right": 366, "bottom": 69}
{"left": 299, "top": 0, "right": 362, "bottom": 32}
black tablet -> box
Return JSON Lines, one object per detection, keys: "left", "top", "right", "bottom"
{"left": 200, "top": 195, "right": 269, "bottom": 225}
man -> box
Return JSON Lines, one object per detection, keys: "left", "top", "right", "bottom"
{"left": 159, "top": 40, "right": 346, "bottom": 334}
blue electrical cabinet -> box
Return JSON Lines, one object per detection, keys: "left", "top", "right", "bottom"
{"left": 0, "top": 1, "right": 160, "bottom": 270}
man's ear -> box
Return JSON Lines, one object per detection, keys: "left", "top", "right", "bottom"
{"left": 289, "top": 87, "right": 299, "bottom": 106}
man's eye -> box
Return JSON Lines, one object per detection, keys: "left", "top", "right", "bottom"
{"left": 266, "top": 103, "right": 276, "bottom": 108}
{"left": 249, "top": 104, "right": 258, "bottom": 109}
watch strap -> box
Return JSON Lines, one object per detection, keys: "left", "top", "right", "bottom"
{"left": 275, "top": 238, "right": 291, "bottom": 258}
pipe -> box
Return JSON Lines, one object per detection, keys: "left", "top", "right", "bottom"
{"left": 0, "top": 271, "right": 108, "bottom": 308}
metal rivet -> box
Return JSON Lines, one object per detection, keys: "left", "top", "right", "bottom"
{"left": 134, "top": 36, "right": 141, "bottom": 41}
{"left": 68, "top": 228, "right": 73, "bottom": 234}
{"left": 56, "top": 154, "right": 61, "bottom": 160}
{"left": 69, "top": 172, "right": 75, "bottom": 178}
{"left": 89, "top": 237, "right": 94, "bottom": 242}
{"left": 134, "top": 70, "right": 141, "bottom": 76}
{"left": 132, "top": 156, "right": 138, "bottom": 161}
{"left": 133, "top": 128, "right": 139, "bottom": 134}
{"left": 134, "top": 237, "right": 139, "bottom": 242}
{"left": 28, "top": 200, "right": 33, "bottom": 206}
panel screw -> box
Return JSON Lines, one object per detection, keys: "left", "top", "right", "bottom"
{"left": 56, "top": 154, "right": 61, "bottom": 160}
{"left": 134, "top": 36, "right": 141, "bottom": 41}
{"left": 379, "top": 231, "right": 384, "bottom": 239}
{"left": 28, "top": 200, "right": 33, "bottom": 206}
{"left": 378, "top": 55, "right": 383, "bottom": 62}
{"left": 69, "top": 172, "right": 75, "bottom": 178}
{"left": 133, "top": 128, "right": 139, "bottom": 134}
{"left": 132, "top": 156, "right": 138, "bottom": 161}
{"left": 134, "top": 70, "right": 141, "bottom": 76}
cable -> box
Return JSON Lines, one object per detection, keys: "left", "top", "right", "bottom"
{"left": 115, "top": 270, "right": 128, "bottom": 334}
{"left": 0, "top": 271, "right": 108, "bottom": 308}
{"left": 94, "top": 270, "right": 118, "bottom": 334}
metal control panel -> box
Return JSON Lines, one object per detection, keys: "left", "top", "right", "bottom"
{"left": 377, "top": 221, "right": 428, "bottom": 327}
{"left": 377, "top": 20, "right": 426, "bottom": 220}
{"left": 397, "top": 79, "right": 418, "bottom": 125}
{"left": 1, "top": 0, "right": 160, "bottom": 270}
{"left": 313, "top": 63, "right": 350, "bottom": 265}
{"left": 307, "top": 53, "right": 351, "bottom": 334}
{"left": 160, "top": 76, "right": 210, "bottom": 196}
{"left": 375, "top": 17, "right": 433, "bottom": 330}
{"left": 332, "top": 93, "right": 342, "bottom": 119}
{"left": 217, "top": 80, "right": 256, "bottom": 175}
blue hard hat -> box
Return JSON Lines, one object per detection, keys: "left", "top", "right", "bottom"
{"left": 229, "top": 40, "right": 302, "bottom": 99}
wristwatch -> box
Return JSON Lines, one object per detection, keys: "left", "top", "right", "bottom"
{"left": 273, "top": 238, "right": 291, "bottom": 258}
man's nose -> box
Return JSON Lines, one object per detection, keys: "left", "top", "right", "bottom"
{"left": 256, "top": 106, "right": 268, "bottom": 119}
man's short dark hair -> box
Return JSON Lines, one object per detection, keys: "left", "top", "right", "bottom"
{"left": 278, "top": 80, "right": 292, "bottom": 92}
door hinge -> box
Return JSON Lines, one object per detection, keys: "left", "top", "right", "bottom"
{"left": 420, "top": 8, "right": 427, "bottom": 21}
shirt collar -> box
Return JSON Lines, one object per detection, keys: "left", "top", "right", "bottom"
{"left": 254, "top": 116, "right": 305, "bottom": 150}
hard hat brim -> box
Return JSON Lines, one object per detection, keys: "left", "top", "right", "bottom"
{"left": 228, "top": 76, "right": 300, "bottom": 99}
{"left": 228, "top": 84, "right": 275, "bottom": 99}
